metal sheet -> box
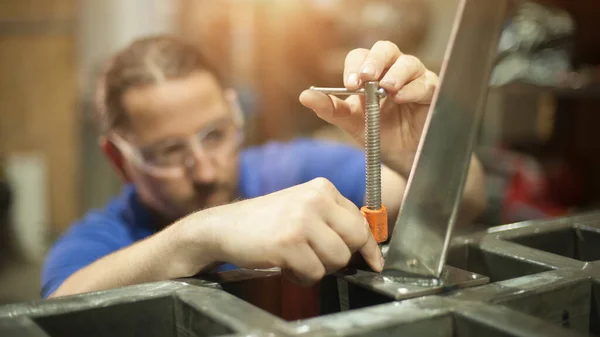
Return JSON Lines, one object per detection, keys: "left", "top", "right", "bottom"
{"left": 339, "top": 265, "right": 488, "bottom": 301}
{"left": 384, "top": 0, "right": 510, "bottom": 278}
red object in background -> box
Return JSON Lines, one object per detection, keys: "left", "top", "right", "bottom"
{"left": 545, "top": 158, "right": 584, "bottom": 206}
{"left": 221, "top": 273, "right": 321, "bottom": 321}
{"left": 502, "top": 157, "right": 583, "bottom": 223}
{"left": 280, "top": 278, "right": 321, "bottom": 321}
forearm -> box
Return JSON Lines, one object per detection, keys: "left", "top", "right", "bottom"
{"left": 382, "top": 152, "right": 487, "bottom": 225}
{"left": 49, "top": 222, "right": 215, "bottom": 298}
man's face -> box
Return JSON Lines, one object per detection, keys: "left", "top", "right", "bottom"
{"left": 117, "top": 71, "right": 241, "bottom": 221}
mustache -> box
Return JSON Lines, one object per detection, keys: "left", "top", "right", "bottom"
{"left": 191, "top": 182, "right": 235, "bottom": 210}
{"left": 192, "top": 181, "right": 236, "bottom": 199}
{"left": 192, "top": 182, "right": 219, "bottom": 195}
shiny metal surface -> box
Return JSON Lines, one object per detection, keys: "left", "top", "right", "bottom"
{"left": 308, "top": 82, "right": 384, "bottom": 211}
{"left": 3, "top": 210, "right": 599, "bottom": 336}
{"left": 384, "top": 0, "right": 509, "bottom": 278}
{"left": 309, "top": 82, "right": 387, "bottom": 244}
{"left": 308, "top": 86, "right": 387, "bottom": 97}
{"left": 338, "top": 265, "right": 488, "bottom": 301}
{"left": 364, "top": 81, "right": 382, "bottom": 210}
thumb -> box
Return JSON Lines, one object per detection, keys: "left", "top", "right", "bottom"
{"left": 299, "top": 90, "right": 362, "bottom": 136}
{"left": 359, "top": 227, "right": 384, "bottom": 273}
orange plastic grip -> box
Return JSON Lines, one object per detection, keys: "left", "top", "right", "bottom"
{"left": 361, "top": 205, "right": 388, "bottom": 243}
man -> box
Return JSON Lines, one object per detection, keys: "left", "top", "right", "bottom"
{"left": 42, "top": 36, "right": 486, "bottom": 298}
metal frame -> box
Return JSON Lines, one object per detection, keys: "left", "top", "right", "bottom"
{"left": 4, "top": 211, "right": 600, "bottom": 336}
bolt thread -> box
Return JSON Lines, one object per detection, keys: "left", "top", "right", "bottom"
{"left": 364, "top": 81, "right": 381, "bottom": 210}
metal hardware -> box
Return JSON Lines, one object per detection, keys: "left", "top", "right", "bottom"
{"left": 309, "top": 86, "right": 387, "bottom": 98}
{"left": 383, "top": 0, "right": 509, "bottom": 279}
{"left": 364, "top": 81, "right": 382, "bottom": 210}
{"left": 309, "top": 82, "right": 388, "bottom": 244}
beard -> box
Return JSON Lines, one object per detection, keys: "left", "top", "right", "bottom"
{"left": 146, "top": 180, "right": 238, "bottom": 231}
{"left": 183, "top": 182, "right": 236, "bottom": 212}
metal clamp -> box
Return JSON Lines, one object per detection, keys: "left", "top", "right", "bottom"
{"left": 309, "top": 82, "right": 388, "bottom": 244}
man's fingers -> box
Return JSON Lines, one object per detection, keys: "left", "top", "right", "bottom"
{"left": 316, "top": 199, "right": 384, "bottom": 273}
{"left": 358, "top": 230, "right": 384, "bottom": 273}
{"left": 313, "top": 182, "right": 381, "bottom": 272}
{"left": 326, "top": 205, "right": 383, "bottom": 272}
{"left": 344, "top": 48, "right": 369, "bottom": 89}
{"left": 379, "top": 54, "right": 426, "bottom": 93}
{"left": 306, "top": 224, "right": 352, "bottom": 274}
{"left": 358, "top": 41, "right": 402, "bottom": 83}
{"left": 299, "top": 90, "right": 335, "bottom": 121}
{"left": 325, "top": 204, "right": 377, "bottom": 255}
{"left": 299, "top": 89, "right": 362, "bottom": 136}
{"left": 391, "top": 71, "right": 438, "bottom": 105}
{"left": 282, "top": 243, "right": 326, "bottom": 286}
{"left": 307, "top": 178, "right": 360, "bottom": 217}
{"left": 326, "top": 184, "right": 361, "bottom": 214}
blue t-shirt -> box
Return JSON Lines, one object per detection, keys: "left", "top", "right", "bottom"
{"left": 41, "top": 139, "right": 366, "bottom": 298}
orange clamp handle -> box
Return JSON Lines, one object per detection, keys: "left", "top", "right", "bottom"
{"left": 361, "top": 204, "right": 388, "bottom": 243}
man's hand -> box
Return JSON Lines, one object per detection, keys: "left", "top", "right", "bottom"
{"left": 180, "top": 178, "right": 383, "bottom": 286}
{"left": 299, "top": 41, "right": 486, "bottom": 225}
{"left": 299, "top": 40, "right": 438, "bottom": 170}
{"left": 48, "top": 179, "right": 381, "bottom": 298}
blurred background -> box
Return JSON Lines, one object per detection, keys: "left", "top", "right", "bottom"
{"left": 0, "top": 0, "right": 599, "bottom": 304}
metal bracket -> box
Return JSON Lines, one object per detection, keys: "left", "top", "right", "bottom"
{"left": 383, "top": 0, "right": 509, "bottom": 278}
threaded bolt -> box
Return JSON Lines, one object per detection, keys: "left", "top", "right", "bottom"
{"left": 308, "top": 83, "right": 384, "bottom": 210}
{"left": 364, "top": 81, "right": 381, "bottom": 210}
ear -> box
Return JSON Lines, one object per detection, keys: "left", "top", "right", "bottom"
{"left": 99, "top": 136, "right": 132, "bottom": 183}
{"left": 224, "top": 88, "right": 245, "bottom": 127}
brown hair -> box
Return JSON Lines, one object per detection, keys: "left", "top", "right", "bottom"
{"left": 95, "top": 35, "right": 223, "bottom": 133}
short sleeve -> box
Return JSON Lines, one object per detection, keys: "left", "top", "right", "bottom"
{"left": 239, "top": 139, "right": 366, "bottom": 207}
{"left": 41, "top": 212, "right": 132, "bottom": 298}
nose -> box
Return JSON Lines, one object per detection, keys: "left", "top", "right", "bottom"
{"left": 186, "top": 144, "right": 218, "bottom": 183}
